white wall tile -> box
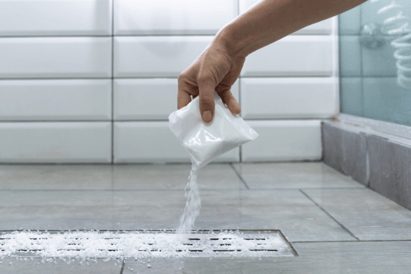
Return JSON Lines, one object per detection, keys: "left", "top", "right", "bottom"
{"left": 242, "top": 120, "right": 322, "bottom": 162}
{"left": 0, "top": 80, "right": 111, "bottom": 121}
{"left": 114, "top": 36, "right": 213, "bottom": 77}
{"left": 0, "top": 37, "right": 112, "bottom": 79}
{"left": 114, "top": 36, "right": 333, "bottom": 78}
{"left": 239, "top": 0, "right": 332, "bottom": 35}
{"left": 0, "top": 122, "right": 111, "bottom": 163}
{"left": 0, "top": 0, "right": 112, "bottom": 36}
{"left": 241, "top": 36, "right": 333, "bottom": 77}
{"left": 241, "top": 78, "right": 337, "bottom": 119}
{"left": 115, "top": 0, "right": 237, "bottom": 35}
{"left": 114, "top": 79, "right": 239, "bottom": 120}
{"left": 114, "top": 122, "right": 239, "bottom": 163}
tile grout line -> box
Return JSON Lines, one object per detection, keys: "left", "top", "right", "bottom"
{"left": 120, "top": 260, "right": 125, "bottom": 274}
{"left": 299, "top": 189, "right": 360, "bottom": 241}
{"left": 0, "top": 187, "right": 366, "bottom": 192}
{"left": 0, "top": 188, "right": 249, "bottom": 192}
{"left": 237, "top": 0, "right": 242, "bottom": 164}
{"left": 229, "top": 163, "right": 250, "bottom": 190}
{"left": 359, "top": 3, "right": 365, "bottom": 118}
{"left": 251, "top": 186, "right": 366, "bottom": 190}
{"left": 0, "top": 76, "right": 399, "bottom": 80}
{"left": 111, "top": 0, "right": 115, "bottom": 164}
{"left": 0, "top": 118, "right": 334, "bottom": 123}
{"left": 0, "top": 34, "right": 342, "bottom": 38}
{"left": 291, "top": 239, "right": 411, "bottom": 244}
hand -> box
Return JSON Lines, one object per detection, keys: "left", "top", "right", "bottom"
{"left": 177, "top": 41, "right": 245, "bottom": 123}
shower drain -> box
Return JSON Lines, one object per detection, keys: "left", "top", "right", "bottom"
{"left": 0, "top": 229, "right": 297, "bottom": 258}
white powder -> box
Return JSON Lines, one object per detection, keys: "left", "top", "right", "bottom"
{"left": 176, "top": 165, "right": 200, "bottom": 234}
{"left": 0, "top": 96, "right": 261, "bottom": 264}
{"left": 0, "top": 230, "right": 288, "bottom": 261}
{"left": 169, "top": 95, "right": 259, "bottom": 235}
{"left": 169, "top": 95, "right": 259, "bottom": 170}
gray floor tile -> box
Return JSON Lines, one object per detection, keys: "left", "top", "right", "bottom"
{"left": 123, "top": 241, "right": 411, "bottom": 274}
{"left": 0, "top": 190, "right": 186, "bottom": 230}
{"left": 233, "top": 162, "right": 364, "bottom": 189}
{"left": 0, "top": 165, "right": 113, "bottom": 190}
{"left": 0, "top": 189, "right": 354, "bottom": 242}
{"left": 112, "top": 164, "right": 245, "bottom": 190}
{"left": 303, "top": 188, "right": 411, "bottom": 240}
{"left": 0, "top": 257, "right": 122, "bottom": 274}
{"left": 196, "top": 190, "right": 354, "bottom": 241}
{"left": 0, "top": 164, "right": 244, "bottom": 190}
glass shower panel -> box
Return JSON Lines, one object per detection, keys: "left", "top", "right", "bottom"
{"left": 339, "top": 0, "right": 411, "bottom": 127}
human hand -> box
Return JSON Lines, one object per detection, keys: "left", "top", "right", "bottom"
{"left": 177, "top": 41, "right": 245, "bottom": 123}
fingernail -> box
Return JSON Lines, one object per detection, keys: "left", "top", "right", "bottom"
{"left": 202, "top": 111, "right": 212, "bottom": 122}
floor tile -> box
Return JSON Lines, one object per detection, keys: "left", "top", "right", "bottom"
{"left": 232, "top": 162, "right": 364, "bottom": 189}
{"left": 197, "top": 190, "right": 355, "bottom": 241}
{"left": 0, "top": 189, "right": 353, "bottom": 242}
{"left": 0, "top": 257, "right": 122, "bottom": 274}
{"left": 0, "top": 165, "right": 113, "bottom": 190}
{"left": 0, "top": 190, "right": 185, "bottom": 231}
{"left": 123, "top": 241, "right": 411, "bottom": 274}
{"left": 0, "top": 164, "right": 244, "bottom": 190}
{"left": 303, "top": 188, "right": 411, "bottom": 240}
{"left": 112, "top": 164, "right": 245, "bottom": 190}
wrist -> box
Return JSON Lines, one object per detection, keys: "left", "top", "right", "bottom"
{"left": 213, "top": 25, "right": 248, "bottom": 59}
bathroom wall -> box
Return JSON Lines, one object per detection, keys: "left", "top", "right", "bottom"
{"left": 0, "top": 0, "right": 338, "bottom": 163}
{"left": 339, "top": 0, "right": 411, "bottom": 127}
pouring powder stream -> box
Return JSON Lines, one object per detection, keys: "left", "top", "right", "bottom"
{"left": 169, "top": 95, "right": 259, "bottom": 235}
{"left": 177, "top": 164, "right": 200, "bottom": 234}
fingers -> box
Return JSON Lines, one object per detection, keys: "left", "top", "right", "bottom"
{"left": 177, "top": 76, "right": 193, "bottom": 109}
{"left": 177, "top": 90, "right": 191, "bottom": 110}
{"left": 218, "top": 89, "right": 241, "bottom": 115}
{"left": 198, "top": 76, "right": 216, "bottom": 123}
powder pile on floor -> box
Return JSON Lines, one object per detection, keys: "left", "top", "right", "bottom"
{"left": 0, "top": 230, "right": 288, "bottom": 261}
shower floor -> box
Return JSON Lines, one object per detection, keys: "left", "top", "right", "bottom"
{"left": 0, "top": 162, "right": 410, "bottom": 273}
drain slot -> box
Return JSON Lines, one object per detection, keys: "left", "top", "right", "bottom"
{"left": 0, "top": 229, "right": 298, "bottom": 258}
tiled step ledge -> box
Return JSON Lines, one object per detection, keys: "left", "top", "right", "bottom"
{"left": 321, "top": 116, "right": 411, "bottom": 211}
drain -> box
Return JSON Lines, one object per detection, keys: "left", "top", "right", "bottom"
{"left": 0, "top": 229, "right": 297, "bottom": 258}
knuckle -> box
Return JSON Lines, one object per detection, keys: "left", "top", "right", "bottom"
{"left": 197, "top": 73, "right": 214, "bottom": 85}
{"left": 200, "top": 96, "right": 214, "bottom": 109}
{"left": 178, "top": 73, "right": 186, "bottom": 82}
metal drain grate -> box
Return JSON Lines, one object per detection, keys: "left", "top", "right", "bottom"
{"left": 0, "top": 229, "right": 298, "bottom": 258}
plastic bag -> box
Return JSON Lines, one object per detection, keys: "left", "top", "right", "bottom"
{"left": 169, "top": 94, "right": 259, "bottom": 169}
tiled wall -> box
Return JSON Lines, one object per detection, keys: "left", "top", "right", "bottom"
{"left": 339, "top": 0, "right": 411, "bottom": 127}
{"left": 0, "top": 0, "right": 338, "bottom": 163}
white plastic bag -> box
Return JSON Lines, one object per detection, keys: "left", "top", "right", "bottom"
{"left": 169, "top": 94, "right": 259, "bottom": 169}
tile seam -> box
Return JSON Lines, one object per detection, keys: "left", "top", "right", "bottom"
{"left": 299, "top": 189, "right": 360, "bottom": 241}
{"left": 291, "top": 239, "right": 411, "bottom": 243}
{"left": 111, "top": 0, "right": 115, "bottom": 164}
{"left": 119, "top": 260, "right": 125, "bottom": 274}
{"left": 229, "top": 163, "right": 250, "bottom": 189}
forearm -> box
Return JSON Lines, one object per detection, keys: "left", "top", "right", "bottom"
{"left": 215, "top": 0, "right": 367, "bottom": 58}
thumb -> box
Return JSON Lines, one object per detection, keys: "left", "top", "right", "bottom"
{"left": 198, "top": 76, "right": 216, "bottom": 123}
